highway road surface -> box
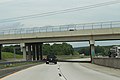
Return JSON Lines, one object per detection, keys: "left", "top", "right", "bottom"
{"left": 1, "top": 62, "right": 120, "bottom": 80}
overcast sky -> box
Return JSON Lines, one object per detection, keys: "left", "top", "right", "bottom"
{"left": 0, "top": 0, "right": 120, "bottom": 47}
{"left": 0, "top": 0, "right": 120, "bottom": 26}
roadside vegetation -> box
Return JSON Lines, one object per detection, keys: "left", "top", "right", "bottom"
{"left": 0, "top": 52, "right": 42, "bottom": 69}
{"left": 1, "top": 43, "right": 117, "bottom": 61}
{"left": 42, "top": 43, "right": 90, "bottom": 59}
{"left": 43, "top": 43, "right": 74, "bottom": 55}
{"left": 2, "top": 52, "right": 22, "bottom": 60}
{"left": 0, "top": 61, "right": 43, "bottom": 69}
{"left": 75, "top": 45, "right": 119, "bottom": 57}
{"left": 1, "top": 43, "right": 118, "bottom": 70}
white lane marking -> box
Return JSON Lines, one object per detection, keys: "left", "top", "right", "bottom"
{"left": 57, "top": 64, "right": 67, "bottom": 80}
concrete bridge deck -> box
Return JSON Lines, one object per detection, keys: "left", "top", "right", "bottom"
{"left": 0, "top": 27, "right": 120, "bottom": 44}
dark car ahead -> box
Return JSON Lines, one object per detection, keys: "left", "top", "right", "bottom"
{"left": 46, "top": 54, "right": 57, "bottom": 64}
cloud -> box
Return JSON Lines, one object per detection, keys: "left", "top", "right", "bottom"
{"left": 0, "top": 0, "right": 14, "bottom": 3}
{"left": 0, "top": 0, "right": 120, "bottom": 27}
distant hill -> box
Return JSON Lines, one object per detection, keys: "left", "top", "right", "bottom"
{"left": 74, "top": 46, "right": 88, "bottom": 51}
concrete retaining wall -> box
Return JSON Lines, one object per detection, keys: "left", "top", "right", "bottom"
{"left": 93, "top": 58, "right": 120, "bottom": 69}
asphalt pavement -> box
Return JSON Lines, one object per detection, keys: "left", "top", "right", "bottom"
{"left": 1, "top": 62, "right": 120, "bottom": 80}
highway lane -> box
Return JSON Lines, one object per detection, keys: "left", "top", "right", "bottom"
{"left": 1, "top": 62, "right": 120, "bottom": 80}
{"left": 59, "top": 63, "right": 120, "bottom": 80}
{"left": 1, "top": 63, "right": 61, "bottom": 80}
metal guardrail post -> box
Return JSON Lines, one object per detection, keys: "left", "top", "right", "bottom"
{"left": 14, "top": 29, "right": 16, "bottom": 34}
{"left": 20, "top": 28, "right": 22, "bottom": 34}
{"left": 8, "top": 30, "right": 10, "bottom": 35}
{"left": 52, "top": 28, "right": 53, "bottom": 32}
{"left": 46, "top": 27, "right": 47, "bottom": 32}
{"left": 32, "top": 28, "right": 34, "bottom": 33}
{"left": 39, "top": 27, "right": 41, "bottom": 32}
{"left": 83, "top": 24, "right": 85, "bottom": 30}
{"left": 92, "top": 23, "right": 93, "bottom": 29}
{"left": 67, "top": 26, "right": 69, "bottom": 31}
{"left": 110, "top": 22, "right": 112, "bottom": 28}
{"left": 74, "top": 25, "right": 76, "bottom": 30}
{"left": 59, "top": 26, "right": 61, "bottom": 32}
{"left": 101, "top": 22, "right": 103, "bottom": 28}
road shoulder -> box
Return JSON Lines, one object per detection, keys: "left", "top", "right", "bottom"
{"left": 80, "top": 63, "right": 120, "bottom": 78}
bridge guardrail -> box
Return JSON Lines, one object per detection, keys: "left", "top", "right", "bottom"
{"left": 0, "top": 21, "right": 120, "bottom": 35}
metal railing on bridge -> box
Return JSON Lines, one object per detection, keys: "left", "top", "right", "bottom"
{"left": 0, "top": 21, "right": 120, "bottom": 35}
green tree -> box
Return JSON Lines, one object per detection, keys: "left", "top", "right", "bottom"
{"left": 95, "top": 45, "right": 105, "bottom": 56}
{"left": 62, "top": 43, "right": 74, "bottom": 55}
{"left": 51, "top": 43, "right": 63, "bottom": 55}
{"left": 79, "top": 47, "right": 90, "bottom": 56}
{"left": 42, "top": 43, "right": 74, "bottom": 55}
{"left": 2, "top": 45, "right": 22, "bottom": 55}
{"left": 42, "top": 44, "right": 51, "bottom": 55}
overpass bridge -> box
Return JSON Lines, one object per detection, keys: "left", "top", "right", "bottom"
{"left": 0, "top": 21, "right": 120, "bottom": 61}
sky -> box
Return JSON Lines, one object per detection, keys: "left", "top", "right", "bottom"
{"left": 0, "top": 0, "right": 120, "bottom": 47}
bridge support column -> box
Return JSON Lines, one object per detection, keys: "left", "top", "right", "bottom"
{"left": 27, "top": 44, "right": 32, "bottom": 61}
{"left": 39, "top": 43, "right": 43, "bottom": 60}
{"left": 27, "top": 43, "right": 43, "bottom": 61}
{"left": 0, "top": 44, "right": 2, "bottom": 60}
{"left": 35, "top": 43, "right": 43, "bottom": 60}
{"left": 36, "top": 44, "right": 39, "bottom": 60}
{"left": 20, "top": 43, "right": 27, "bottom": 61}
{"left": 32, "top": 44, "right": 36, "bottom": 61}
{"left": 89, "top": 40, "right": 95, "bottom": 63}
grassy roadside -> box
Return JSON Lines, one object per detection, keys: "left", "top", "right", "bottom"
{"left": 0, "top": 62, "right": 43, "bottom": 69}
{"left": 0, "top": 62, "right": 44, "bottom": 78}
{"left": 2, "top": 52, "right": 23, "bottom": 60}
{"left": 0, "top": 52, "right": 44, "bottom": 69}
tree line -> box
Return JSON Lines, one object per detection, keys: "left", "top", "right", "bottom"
{"left": 2, "top": 45, "right": 22, "bottom": 55}
{"left": 43, "top": 43, "right": 74, "bottom": 55}
{"left": 2, "top": 43, "right": 74, "bottom": 55}
{"left": 2, "top": 43, "right": 115, "bottom": 56}
{"left": 78, "top": 45, "right": 115, "bottom": 56}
